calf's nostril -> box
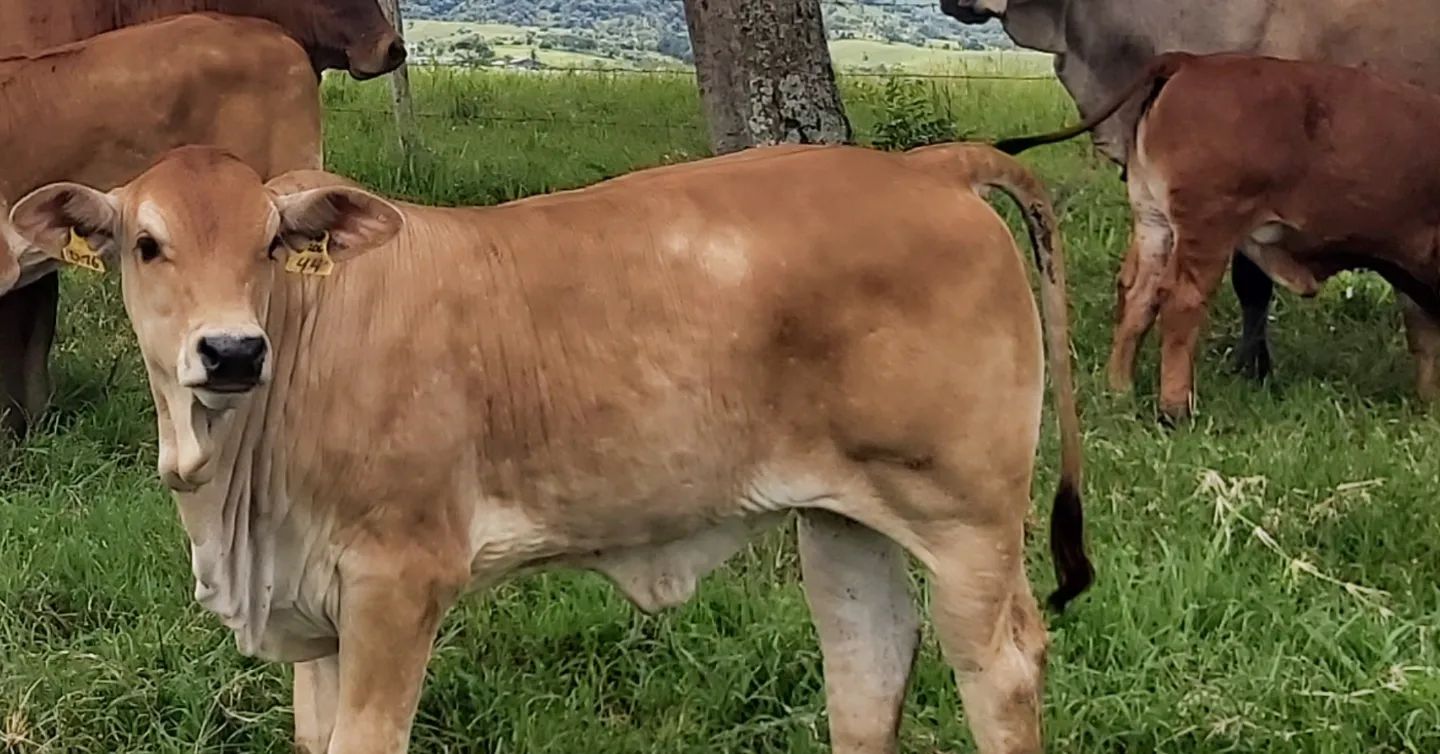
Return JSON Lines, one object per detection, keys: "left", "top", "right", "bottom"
{"left": 386, "top": 39, "right": 407, "bottom": 66}
{"left": 233, "top": 337, "right": 267, "bottom": 365}
{"left": 198, "top": 338, "right": 223, "bottom": 372}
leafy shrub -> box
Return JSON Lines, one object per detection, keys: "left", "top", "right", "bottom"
{"left": 869, "top": 77, "right": 955, "bottom": 150}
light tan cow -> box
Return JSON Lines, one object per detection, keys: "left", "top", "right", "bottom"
{"left": 12, "top": 142, "right": 1092, "bottom": 754}
{"left": 0, "top": 13, "right": 322, "bottom": 434}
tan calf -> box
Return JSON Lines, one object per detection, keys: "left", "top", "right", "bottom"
{"left": 999, "top": 52, "right": 1440, "bottom": 419}
{"left": 12, "top": 143, "right": 1092, "bottom": 754}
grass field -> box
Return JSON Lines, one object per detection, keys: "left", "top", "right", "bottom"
{"left": 1, "top": 64, "right": 1438, "bottom": 753}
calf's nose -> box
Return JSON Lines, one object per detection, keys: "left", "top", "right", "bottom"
{"left": 197, "top": 335, "right": 267, "bottom": 388}
{"left": 385, "top": 38, "right": 408, "bottom": 69}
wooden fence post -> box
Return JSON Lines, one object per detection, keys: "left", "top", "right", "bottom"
{"left": 377, "top": 0, "right": 420, "bottom": 161}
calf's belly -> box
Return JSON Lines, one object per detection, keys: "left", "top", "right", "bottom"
{"left": 462, "top": 461, "right": 856, "bottom": 610}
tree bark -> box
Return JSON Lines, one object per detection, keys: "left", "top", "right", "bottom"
{"left": 377, "top": 0, "right": 420, "bottom": 160}
{"left": 683, "top": 0, "right": 851, "bottom": 155}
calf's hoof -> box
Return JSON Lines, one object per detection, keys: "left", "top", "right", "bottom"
{"left": 1232, "top": 341, "right": 1272, "bottom": 381}
{"left": 1106, "top": 369, "right": 1135, "bottom": 395}
{"left": 1158, "top": 400, "right": 1192, "bottom": 428}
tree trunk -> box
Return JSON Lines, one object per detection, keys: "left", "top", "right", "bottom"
{"left": 683, "top": 0, "right": 851, "bottom": 155}
{"left": 377, "top": 0, "right": 420, "bottom": 160}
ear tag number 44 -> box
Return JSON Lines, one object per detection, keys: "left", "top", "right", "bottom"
{"left": 63, "top": 228, "right": 105, "bottom": 273}
{"left": 285, "top": 232, "right": 334, "bottom": 277}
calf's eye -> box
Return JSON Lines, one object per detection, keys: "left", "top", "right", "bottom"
{"left": 136, "top": 236, "right": 161, "bottom": 263}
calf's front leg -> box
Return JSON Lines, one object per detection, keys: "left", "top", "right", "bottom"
{"left": 0, "top": 274, "right": 59, "bottom": 436}
{"left": 325, "top": 565, "right": 459, "bottom": 754}
{"left": 294, "top": 656, "right": 340, "bottom": 754}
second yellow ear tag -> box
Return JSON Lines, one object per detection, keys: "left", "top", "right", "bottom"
{"left": 62, "top": 228, "right": 105, "bottom": 273}
{"left": 284, "top": 232, "right": 334, "bottom": 277}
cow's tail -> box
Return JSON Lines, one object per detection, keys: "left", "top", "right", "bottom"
{"left": 992, "top": 51, "right": 1194, "bottom": 155}
{"left": 904, "top": 142, "right": 1093, "bottom": 611}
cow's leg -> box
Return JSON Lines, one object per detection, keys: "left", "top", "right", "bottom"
{"left": 1400, "top": 293, "right": 1440, "bottom": 401}
{"left": 798, "top": 510, "right": 919, "bottom": 754}
{"left": 1230, "top": 251, "right": 1274, "bottom": 380}
{"left": 922, "top": 515, "right": 1043, "bottom": 754}
{"left": 1156, "top": 238, "right": 1230, "bottom": 421}
{"left": 0, "top": 274, "right": 60, "bottom": 435}
{"left": 1107, "top": 207, "right": 1171, "bottom": 393}
{"left": 839, "top": 467, "right": 1043, "bottom": 754}
{"left": 294, "top": 656, "right": 340, "bottom": 754}
{"left": 326, "top": 569, "right": 457, "bottom": 754}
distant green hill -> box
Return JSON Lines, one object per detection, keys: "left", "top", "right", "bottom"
{"left": 400, "top": 0, "right": 1013, "bottom": 65}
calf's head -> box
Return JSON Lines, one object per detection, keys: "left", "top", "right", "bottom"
{"left": 9, "top": 146, "right": 402, "bottom": 489}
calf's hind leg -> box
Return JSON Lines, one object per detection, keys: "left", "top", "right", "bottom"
{"left": 922, "top": 517, "right": 1046, "bottom": 754}
{"left": 1108, "top": 184, "right": 1173, "bottom": 393}
{"left": 1230, "top": 252, "right": 1275, "bottom": 380}
{"left": 799, "top": 510, "right": 919, "bottom": 754}
{"left": 1157, "top": 234, "right": 1232, "bottom": 421}
{"left": 853, "top": 468, "right": 1047, "bottom": 754}
{"left": 1400, "top": 293, "right": 1440, "bottom": 401}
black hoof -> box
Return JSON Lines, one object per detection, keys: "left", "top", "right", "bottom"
{"left": 1233, "top": 342, "right": 1272, "bottom": 381}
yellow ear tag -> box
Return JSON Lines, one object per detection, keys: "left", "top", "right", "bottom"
{"left": 284, "top": 232, "right": 334, "bottom": 277}
{"left": 62, "top": 228, "right": 105, "bottom": 273}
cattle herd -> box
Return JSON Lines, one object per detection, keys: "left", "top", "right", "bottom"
{"left": 0, "top": 1, "right": 1437, "bottom": 753}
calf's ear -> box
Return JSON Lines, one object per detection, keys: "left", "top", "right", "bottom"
{"left": 8, "top": 182, "right": 122, "bottom": 267}
{"left": 271, "top": 186, "right": 403, "bottom": 263}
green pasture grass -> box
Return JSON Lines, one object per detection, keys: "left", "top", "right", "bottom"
{"left": 0, "top": 62, "right": 1436, "bottom": 753}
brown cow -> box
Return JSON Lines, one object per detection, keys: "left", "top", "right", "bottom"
{"left": 0, "top": 13, "right": 323, "bottom": 433}
{"left": 12, "top": 142, "right": 1090, "bottom": 754}
{"left": 0, "top": 0, "right": 401, "bottom": 436}
{"left": 997, "top": 52, "right": 1440, "bottom": 420}
{"left": 0, "top": 0, "right": 405, "bottom": 78}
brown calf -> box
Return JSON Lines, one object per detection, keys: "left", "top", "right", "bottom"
{"left": 997, "top": 52, "right": 1440, "bottom": 420}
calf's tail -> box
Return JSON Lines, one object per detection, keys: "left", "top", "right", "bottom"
{"left": 904, "top": 142, "right": 1093, "bottom": 611}
{"left": 992, "top": 51, "right": 1193, "bottom": 155}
